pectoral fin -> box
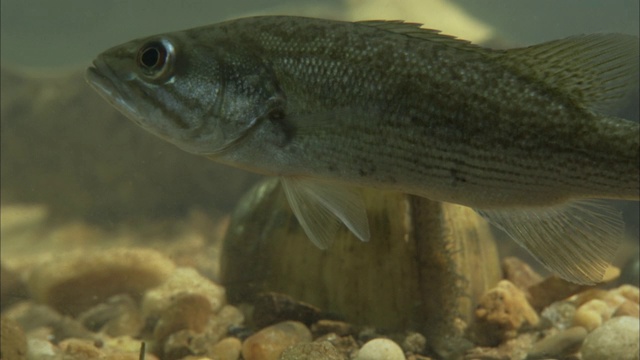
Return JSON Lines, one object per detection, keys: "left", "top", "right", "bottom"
{"left": 476, "top": 200, "right": 623, "bottom": 285}
{"left": 281, "top": 177, "right": 370, "bottom": 249}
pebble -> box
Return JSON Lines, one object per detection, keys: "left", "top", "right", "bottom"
{"left": 77, "top": 294, "right": 143, "bottom": 337}
{"left": 612, "top": 284, "right": 639, "bottom": 304}
{"left": 252, "top": 292, "right": 322, "bottom": 328}
{"left": 528, "top": 267, "right": 619, "bottom": 311}
{"left": 613, "top": 300, "right": 640, "bottom": 318}
{"left": 540, "top": 301, "right": 577, "bottom": 330}
{"left": 163, "top": 329, "right": 201, "bottom": 359}
{"left": 314, "top": 333, "right": 359, "bottom": 359}
{"left": 473, "top": 280, "right": 540, "bottom": 345}
{"left": 581, "top": 316, "right": 639, "bottom": 360}
{"left": 241, "top": 321, "right": 312, "bottom": 360}
{"left": 526, "top": 326, "right": 587, "bottom": 360}
{"left": 160, "top": 305, "right": 244, "bottom": 359}
{"left": 279, "top": 341, "right": 344, "bottom": 360}
{"left": 311, "top": 320, "right": 355, "bottom": 338}
{"left": 572, "top": 299, "right": 612, "bottom": 332}
{"left": 207, "top": 305, "right": 246, "bottom": 344}
{"left": 528, "top": 276, "right": 587, "bottom": 312}
{"left": 153, "top": 293, "right": 212, "bottom": 343}
{"left": 58, "top": 337, "right": 160, "bottom": 360}
{"left": 1, "top": 317, "right": 27, "bottom": 360}
{"left": 27, "top": 247, "right": 175, "bottom": 315}
{"left": 5, "top": 302, "right": 97, "bottom": 342}
{"left": 355, "top": 338, "right": 405, "bottom": 360}
{"left": 207, "top": 337, "right": 242, "bottom": 360}
{"left": 401, "top": 332, "right": 427, "bottom": 354}
{"left": 142, "top": 267, "right": 226, "bottom": 319}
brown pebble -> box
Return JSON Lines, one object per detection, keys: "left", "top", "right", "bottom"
{"left": 570, "top": 289, "right": 610, "bottom": 307}
{"left": 280, "top": 341, "right": 344, "bottom": 360}
{"left": 572, "top": 299, "right": 611, "bottom": 332}
{"left": 528, "top": 276, "right": 588, "bottom": 312}
{"left": 1, "top": 317, "right": 28, "bottom": 360}
{"left": 142, "top": 267, "right": 226, "bottom": 321}
{"left": 612, "top": 284, "right": 639, "bottom": 304}
{"left": 241, "top": 321, "right": 312, "bottom": 360}
{"left": 613, "top": 300, "right": 640, "bottom": 318}
{"left": 526, "top": 326, "right": 587, "bottom": 360}
{"left": 153, "top": 293, "right": 213, "bottom": 343}
{"left": 252, "top": 292, "right": 322, "bottom": 328}
{"left": 59, "top": 338, "right": 103, "bottom": 359}
{"left": 311, "top": 320, "right": 355, "bottom": 337}
{"left": 502, "top": 257, "right": 543, "bottom": 292}
{"left": 473, "top": 280, "right": 539, "bottom": 346}
{"left": 28, "top": 248, "right": 175, "bottom": 316}
{"left": 207, "top": 337, "right": 242, "bottom": 360}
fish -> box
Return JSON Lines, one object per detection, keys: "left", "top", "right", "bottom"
{"left": 85, "top": 16, "right": 639, "bottom": 285}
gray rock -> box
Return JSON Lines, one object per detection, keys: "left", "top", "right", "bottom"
{"left": 581, "top": 316, "right": 639, "bottom": 360}
{"left": 401, "top": 332, "right": 427, "bottom": 354}
{"left": 279, "top": 341, "right": 344, "bottom": 360}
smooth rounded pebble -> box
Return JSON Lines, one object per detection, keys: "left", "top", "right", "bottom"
{"left": 280, "top": 341, "right": 344, "bottom": 360}
{"left": 142, "top": 267, "right": 226, "bottom": 319}
{"left": 581, "top": 316, "right": 639, "bottom": 360}
{"left": 207, "top": 337, "right": 242, "bottom": 360}
{"left": 572, "top": 299, "right": 611, "bottom": 332}
{"left": 27, "top": 248, "right": 175, "bottom": 315}
{"left": 241, "top": 321, "right": 312, "bottom": 360}
{"left": 356, "top": 338, "right": 405, "bottom": 360}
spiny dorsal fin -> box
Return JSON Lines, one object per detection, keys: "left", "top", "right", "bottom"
{"left": 499, "top": 34, "right": 639, "bottom": 113}
{"left": 357, "top": 20, "right": 487, "bottom": 53}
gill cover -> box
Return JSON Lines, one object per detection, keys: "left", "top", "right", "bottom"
{"left": 190, "top": 38, "right": 285, "bottom": 154}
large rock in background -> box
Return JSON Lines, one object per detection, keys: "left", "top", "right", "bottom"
{"left": 0, "top": 67, "right": 259, "bottom": 222}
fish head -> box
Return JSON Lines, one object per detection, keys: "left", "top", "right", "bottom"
{"left": 85, "top": 32, "right": 284, "bottom": 155}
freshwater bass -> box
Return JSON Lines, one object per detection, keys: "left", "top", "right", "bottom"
{"left": 86, "top": 16, "right": 639, "bottom": 284}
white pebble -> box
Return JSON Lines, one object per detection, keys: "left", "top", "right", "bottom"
{"left": 581, "top": 316, "right": 639, "bottom": 360}
{"left": 356, "top": 338, "right": 405, "bottom": 360}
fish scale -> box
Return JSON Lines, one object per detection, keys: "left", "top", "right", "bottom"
{"left": 86, "top": 16, "right": 638, "bottom": 284}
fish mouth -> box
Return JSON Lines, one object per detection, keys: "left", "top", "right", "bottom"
{"left": 85, "top": 59, "right": 144, "bottom": 125}
{"left": 85, "top": 59, "right": 118, "bottom": 101}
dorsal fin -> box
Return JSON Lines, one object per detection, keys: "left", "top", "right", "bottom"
{"left": 357, "top": 20, "right": 487, "bottom": 53}
{"left": 499, "top": 34, "right": 639, "bottom": 113}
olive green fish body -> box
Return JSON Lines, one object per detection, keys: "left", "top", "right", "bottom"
{"left": 86, "top": 16, "right": 639, "bottom": 284}
{"left": 196, "top": 17, "right": 639, "bottom": 207}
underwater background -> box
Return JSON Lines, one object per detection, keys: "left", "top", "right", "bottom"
{"left": 1, "top": 1, "right": 639, "bottom": 360}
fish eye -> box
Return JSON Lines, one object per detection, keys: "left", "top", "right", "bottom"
{"left": 136, "top": 39, "right": 174, "bottom": 81}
